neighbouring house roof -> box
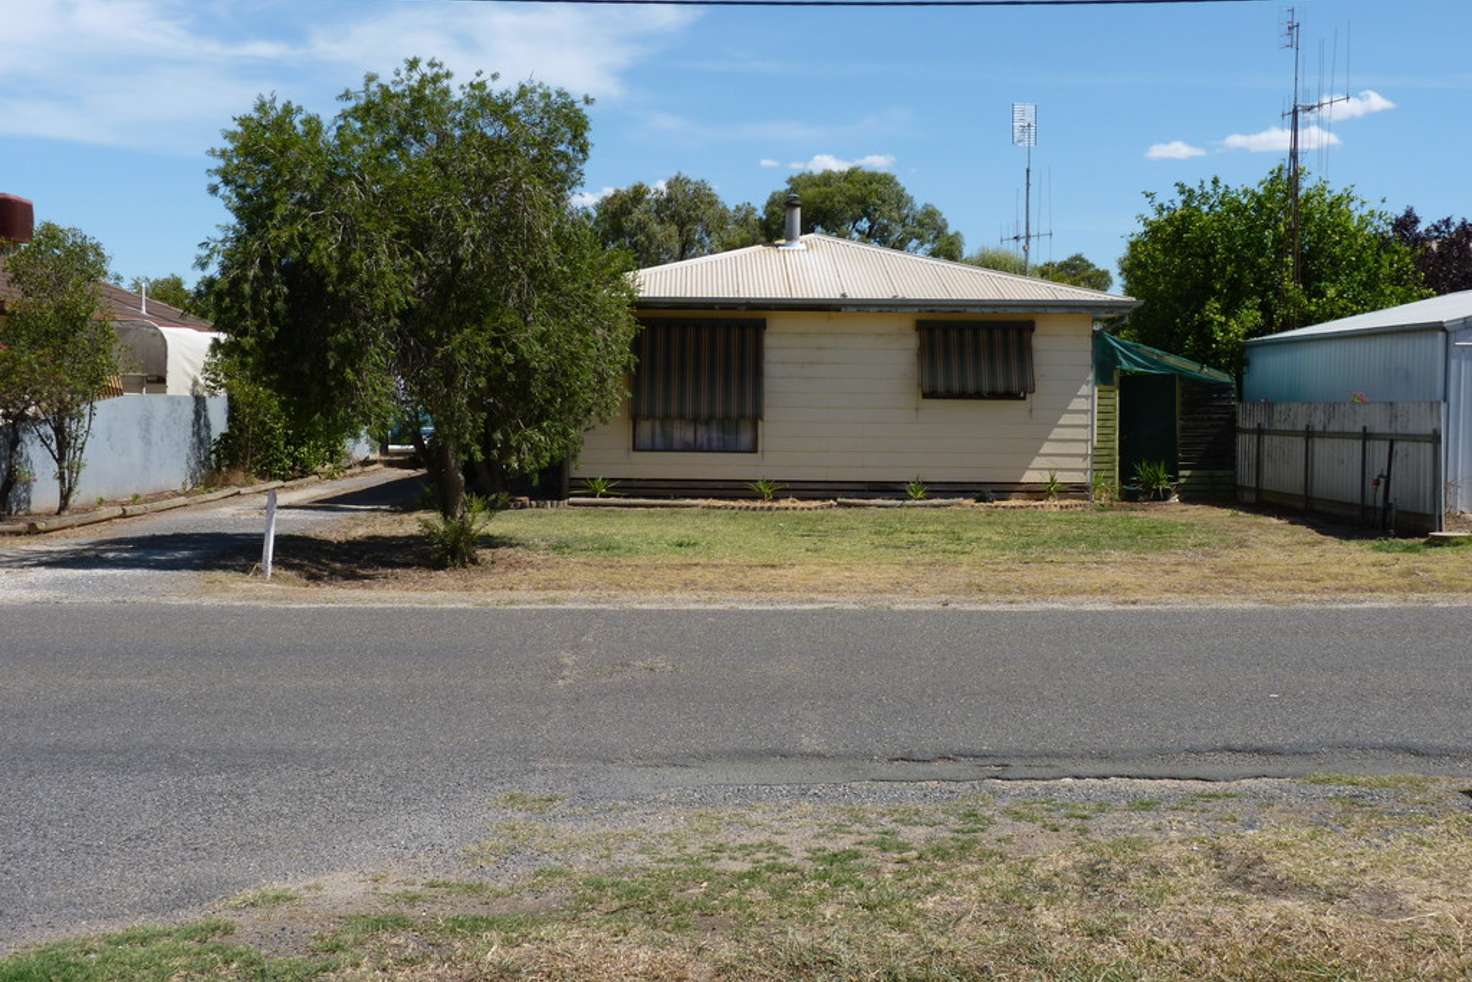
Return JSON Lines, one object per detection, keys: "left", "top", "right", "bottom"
{"left": 1093, "top": 331, "right": 1234, "bottom": 387}
{"left": 633, "top": 234, "right": 1137, "bottom": 314}
{"left": 1246, "top": 290, "right": 1472, "bottom": 346}
{"left": 0, "top": 259, "right": 214, "bottom": 333}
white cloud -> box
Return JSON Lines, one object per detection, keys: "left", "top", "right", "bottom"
{"left": 787, "top": 153, "right": 896, "bottom": 172}
{"left": 0, "top": 0, "right": 697, "bottom": 151}
{"left": 571, "top": 187, "right": 618, "bottom": 208}
{"left": 1310, "top": 89, "right": 1396, "bottom": 121}
{"left": 1145, "top": 140, "right": 1206, "bottom": 160}
{"left": 759, "top": 158, "right": 781, "bottom": 168}
{"left": 571, "top": 177, "right": 667, "bottom": 208}
{"left": 1223, "top": 125, "right": 1342, "bottom": 153}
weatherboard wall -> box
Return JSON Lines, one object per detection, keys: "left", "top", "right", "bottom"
{"left": 574, "top": 310, "right": 1095, "bottom": 489}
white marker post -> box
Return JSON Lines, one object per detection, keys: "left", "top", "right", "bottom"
{"left": 261, "top": 489, "right": 278, "bottom": 579}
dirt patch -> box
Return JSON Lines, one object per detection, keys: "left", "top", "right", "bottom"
{"left": 11, "top": 777, "right": 1472, "bottom": 980}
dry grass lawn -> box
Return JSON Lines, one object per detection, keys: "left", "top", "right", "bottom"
{"left": 7, "top": 777, "right": 1472, "bottom": 980}
{"left": 233, "top": 502, "right": 1472, "bottom": 604}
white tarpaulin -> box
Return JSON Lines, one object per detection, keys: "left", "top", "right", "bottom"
{"left": 158, "top": 327, "right": 222, "bottom": 395}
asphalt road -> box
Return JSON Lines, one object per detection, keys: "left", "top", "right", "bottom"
{"left": 3, "top": 601, "right": 1472, "bottom": 946}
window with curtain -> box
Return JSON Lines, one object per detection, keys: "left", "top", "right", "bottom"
{"left": 631, "top": 318, "right": 764, "bottom": 453}
{"left": 917, "top": 320, "right": 1035, "bottom": 399}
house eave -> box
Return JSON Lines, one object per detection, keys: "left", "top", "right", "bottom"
{"left": 635, "top": 297, "right": 1139, "bottom": 316}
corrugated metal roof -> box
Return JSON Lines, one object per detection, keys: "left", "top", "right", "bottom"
{"left": 1247, "top": 290, "right": 1472, "bottom": 346}
{"left": 633, "top": 234, "right": 1135, "bottom": 311}
{"left": 0, "top": 257, "right": 215, "bottom": 333}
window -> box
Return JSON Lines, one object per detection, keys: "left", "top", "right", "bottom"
{"left": 631, "top": 319, "right": 763, "bottom": 453}
{"left": 917, "top": 320, "right": 1035, "bottom": 399}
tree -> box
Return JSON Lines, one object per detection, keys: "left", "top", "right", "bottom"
{"left": 1119, "top": 168, "right": 1427, "bottom": 376}
{"left": 0, "top": 222, "right": 117, "bottom": 513}
{"left": 128, "top": 273, "right": 193, "bottom": 311}
{"left": 1034, "top": 253, "right": 1113, "bottom": 293}
{"left": 204, "top": 58, "right": 639, "bottom": 525}
{"left": 759, "top": 169, "right": 964, "bottom": 260}
{"left": 590, "top": 174, "right": 760, "bottom": 267}
{"left": 963, "top": 248, "right": 1029, "bottom": 276}
{"left": 1391, "top": 208, "right": 1472, "bottom": 296}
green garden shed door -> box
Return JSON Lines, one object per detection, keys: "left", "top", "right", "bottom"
{"left": 1118, "top": 373, "right": 1177, "bottom": 485}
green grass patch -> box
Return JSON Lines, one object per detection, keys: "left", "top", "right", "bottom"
{"left": 494, "top": 791, "right": 565, "bottom": 814}
{"left": 489, "top": 507, "right": 1213, "bottom": 563}
{"left": 0, "top": 919, "right": 329, "bottom": 982}
{"left": 1303, "top": 772, "right": 1442, "bottom": 791}
{"left": 226, "top": 886, "right": 299, "bottom": 910}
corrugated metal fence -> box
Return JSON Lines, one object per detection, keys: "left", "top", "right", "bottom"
{"left": 1237, "top": 402, "right": 1444, "bottom": 534}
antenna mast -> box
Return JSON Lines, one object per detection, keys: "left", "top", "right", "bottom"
{"left": 1003, "top": 102, "right": 1051, "bottom": 273}
{"left": 1280, "top": 7, "right": 1349, "bottom": 321}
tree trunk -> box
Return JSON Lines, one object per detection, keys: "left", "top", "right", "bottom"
{"left": 0, "top": 421, "right": 22, "bottom": 515}
{"left": 53, "top": 421, "right": 72, "bottom": 515}
{"left": 432, "top": 439, "right": 465, "bottom": 518}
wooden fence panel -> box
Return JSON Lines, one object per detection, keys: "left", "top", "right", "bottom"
{"left": 1237, "top": 401, "right": 1442, "bottom": 532}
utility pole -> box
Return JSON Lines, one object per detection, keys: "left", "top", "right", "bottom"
{"left": 1280, "top": 8, "right": 1349, "bottom": 324}
{"left": 1003, "top": 103, "right": 1051, "bottom": 274}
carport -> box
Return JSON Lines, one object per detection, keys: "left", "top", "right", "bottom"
{"left": 1093, "top": 332, "right": 1236, "bottom": 498}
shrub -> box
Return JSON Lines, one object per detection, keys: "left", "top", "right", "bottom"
{"left": 1133, "top": 459, "right": 1174, "bottom": 501}
{"left": 578, "top": 476, "right": 619, "bottom": 498}
{"left": 1091, "top": 472, "right": 1119, "bottom": 505}
{"left": 906, "top": 478, "right": 928, "bottom": 501}
{"left": 206, "top": 351, "right": 355, "bottom": 482}
{"left": 419, "top": 493, "right": 498, "bottom": 568}
{"left": 1043, "top": 470, "right": 1063, "bottom": 501}
{"left": 748, "top": 478, "right": 785, "bottom": 502}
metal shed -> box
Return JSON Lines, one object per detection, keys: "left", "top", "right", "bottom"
{"left": 1243, "top": 291, "right": 1472, "bottom": 515}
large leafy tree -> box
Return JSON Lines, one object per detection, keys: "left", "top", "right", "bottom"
{"left": 204, "top": 58, "right": 639, "bottom": 519}
{"left": 1034, "top": 253, "right": 1113, "bottom": 293}
{"left": 963, "top": 248, "right": 1028, "bottom": 276}
{"left": 1119, "top": 168, "right": 1427, "bottom": 375}
{"left": 591, "top": 174, "right": 760, "bottom": 267}
{"left": 0, "top": 222, "right": 117, "bottom": 513}
{"left": 1391, "top": 208, "right": 1472, "bottom": 296}
{"left": 760, "top": 169, "right": 964, "bottom": 260}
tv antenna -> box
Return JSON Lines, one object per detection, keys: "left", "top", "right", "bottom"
{"left": 1001, "top": 102, "right": 1051, "bottom": 273}
{"left": 1280, "top": 7, "right": 1349, "bottom": 314}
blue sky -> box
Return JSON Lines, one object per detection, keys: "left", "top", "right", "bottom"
{"left": 4, "top": 0, "right": 1468, "bottom": 290}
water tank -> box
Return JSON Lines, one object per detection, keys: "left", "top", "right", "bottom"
{"left": 0, "top": 194, "right": 35, "bottom": 245}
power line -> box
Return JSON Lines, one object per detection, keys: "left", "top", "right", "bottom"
{"left": 456, "top": 0, "right": 1262, "bottom": 8}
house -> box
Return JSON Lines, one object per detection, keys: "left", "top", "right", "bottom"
{"left": 101, "top": 285, "right": 220, "bottom": 395}
{"left": 0, "top": 261, "right": 220, "bottom": 396}
{"left": 573, "top": 195, "right": 1137, "bottom": 498}
{"left": 1243, "top": 291, "right": 1472, "bottom": 517}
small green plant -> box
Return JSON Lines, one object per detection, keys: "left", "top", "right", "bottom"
{"left": 419, "top": 493, "right": 497, "bottom": 568}
{"left": 974, "top": 488, "right": 995, "bottom": 504}
{"left": 906, "top": 477, "right": 928, "bottom": 501}
{"left": 1133, "top": 460, "right": 1174, "bottom": 501}
{"left": 748, "top": 478, "right": 786, "bottom": 502}
{"left": 1043, "top": 471, "right": 1063, "bottom": 501}
{"left": 1091, "top": 472, "right": 1118, "bottom": 505}
{"left": 579, "top": 476, "right": 619, "bottom": 498}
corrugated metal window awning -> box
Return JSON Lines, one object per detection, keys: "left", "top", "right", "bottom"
{"left": 632, "top": 319, "right": 765, "bottom": 420}
{"left": 917, "top": 321, "right": 1035, "bottom": 399}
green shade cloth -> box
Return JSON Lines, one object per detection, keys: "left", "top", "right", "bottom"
{"left": 1093, "top": 332, "right": 1234, "bottom": 386}
{"left": 917, "top": 321, "right": 1035, "bottom": 399}
{"left": 632, "top": 319, "right": 765, "bottom": 421}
